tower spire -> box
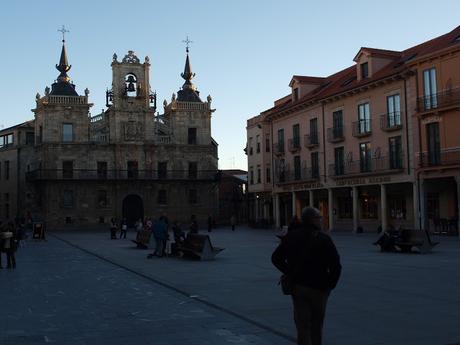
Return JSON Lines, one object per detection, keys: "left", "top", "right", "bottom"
{"left": 56, "top": 25, "right": 71, "bottom": 83}
{"left": 181, "top": 36, "right": 196, "bottom": 90}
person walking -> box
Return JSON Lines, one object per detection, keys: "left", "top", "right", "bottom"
{"left": 110, "top": 218, "right": 118, "bottom": 239}
{"left": 120, "top": 218, "right": 128, "bottom": 239}
{"left": 230, "top": 214, "right": 236, "bottom": 231}
{"left": 1, "top": 221, "right": 17, "bottom": 269}
{"left": 271, "top": 207, "right": 342, "bottom": 345}
{"left": 149, "top": 217, "right": 168, "bottom": 258}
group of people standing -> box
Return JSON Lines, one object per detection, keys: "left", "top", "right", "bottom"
{"left": 0, "top": 219, "right": 28, "bottom": 269}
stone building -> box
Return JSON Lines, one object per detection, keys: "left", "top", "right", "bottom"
{"left": 0, "top": 39, "right": 219, "bottom": 228}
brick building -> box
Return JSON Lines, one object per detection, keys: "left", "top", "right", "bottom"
{"left": 0, "top": 39, "right": 219, "bottom": 228}
{"left": 247, "top": 26, "right": 460, "bottom": 234}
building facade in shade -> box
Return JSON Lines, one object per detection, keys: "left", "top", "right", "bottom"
{"left": 0, "top": 39, "right": 219, "bottom": 228}
{"left": 247, "top": 26, "right": 460, "bottom": 234}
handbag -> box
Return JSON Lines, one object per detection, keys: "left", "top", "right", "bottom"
{"left": 279, "top": 274, "right": 294, "bottom": 295}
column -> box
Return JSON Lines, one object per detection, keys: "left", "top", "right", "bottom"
{"left": 455, "top": 177, "right": 460, "bottom": 236}
{"left": 380, "top": 184, "right": 387, "bottom": 232}
{"left": 419, "top": 179, "right": 426, "bottom": 230}
{"left": 292, "top": 191, "right": 297, "bottom": 218}
{"left": 274, "top": 194, "right": 280, "bottom": 228}
{"left": 328, "top": 188, "right": 334, "bottom": 231}
{"left": 309, "top": 190, "right": 314, "bottom": 207}
{"left": 352, "top": 186, "right": 359, "bottom": 233}
{"left": 263, "top": 199, "right": 269, "bottom": 220}
{"left": 254, "top": 195, "right": 259, "bottom": 221}
{"left": 413, "top": 182, "right": 420, "bottom": 230}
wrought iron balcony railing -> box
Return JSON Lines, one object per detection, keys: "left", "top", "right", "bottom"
{"left": 352, "top": 119, "right": 372, "bottom": 137}
{"left": 327, "top": 126, "right": 345, "bottom": 143}
{"left": 417, "top": 88, "right": 460, "bottom": 113}
{"left": 288, "top": 138, "right": 301, "bottom": 152}
{"left": 328, "top": 155, "right": 403, "bottom": 177}
{"left": 419, "top": 148, "right": 460, "bottom": 167}
{"left": 380, "top": 112, "right": 402, "bottom": 131}
{"left": 275, "top": 167, "right": 319, "bottom": 183}
{"left": 25, "top": 169, "right": 219, "bottom": 181}
{"left": 304, "top": 133, "right": 319, "bottom": 148}
{"left": 273, "top": 142, "right": 285, "bottom": 155}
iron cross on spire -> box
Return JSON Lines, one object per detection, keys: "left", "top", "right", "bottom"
{"left": 182, "top": 36, "right": 193, "bottom": 53}
{"left": 58, "top": 25, "right": 69, "bottom": 42}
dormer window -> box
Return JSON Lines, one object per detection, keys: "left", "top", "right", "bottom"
{"left": 293, "top": 88, "right": 299, "bottom": 101}
{"left": 361, "top": 62, "right": 369, "bottom": 79}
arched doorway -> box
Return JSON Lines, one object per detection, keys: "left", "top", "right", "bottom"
{"left": 122, "top": 194, "right": 144, "bottom": 228}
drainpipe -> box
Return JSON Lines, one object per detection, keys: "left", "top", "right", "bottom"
{"left": 270, "top": 116, "right": 275, "bottom": 226}
{"left": 321, "top": 102, "right": 327, "bottom": 183}
{"left": 403, "top": 78, "right": 410, "bottom": 175}
{"left": 415, "top": 69, "right": 424, "bottom": 230}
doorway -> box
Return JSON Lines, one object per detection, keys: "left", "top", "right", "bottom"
{"left": 122, "top": 194, "right": 144, "bottom": 227}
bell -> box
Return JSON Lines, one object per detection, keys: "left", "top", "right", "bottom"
{"left": 126, "top": 75, "right": 136, "bottom": 92}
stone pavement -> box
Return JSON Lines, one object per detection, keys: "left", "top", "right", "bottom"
{"left": 1, "top": 226, "right": 460, "bottom": 345}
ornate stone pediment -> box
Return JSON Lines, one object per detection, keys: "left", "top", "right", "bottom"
{"left": 122, "top": 51, "right": 140, "bottom": 64}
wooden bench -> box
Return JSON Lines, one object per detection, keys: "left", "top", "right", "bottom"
{"left": 178, "top": 233, "right": 224, "bottom": 260}
{"left": 131, "top": 230, "right": 151, "bottom": 249}
{"left": 395, "top": 229, "right": 439, "bottom": 254}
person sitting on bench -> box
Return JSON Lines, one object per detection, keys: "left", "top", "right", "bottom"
{"left": 373, "top": 228, "right": 398, "bottom": 252}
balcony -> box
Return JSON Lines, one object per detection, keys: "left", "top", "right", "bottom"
{"left": 275, "top": 167, "right": 319, "bottom": 184}
{"left": 419, "top": 148, "right": 460, "bottom": 168}
{"left": 380, "top": 112, "right": 402, "bottom": 131}
{"left": 25, "top": 169, "right": 219, "bottom": 182}
{"left": 352, "top": 120, "right": 372, "bottom": 138}
{"left": 417, "top": 88, "right": 460, "bottom": 113}
{"left": 288, "top": 138, "right": 301, "bottom": 152}
{"left": 327, "top": 126, "right": 345, "bottom": 143}
{"left": 273, "top": 142, "right": 285, "bottom": 156}
{"left": 328, "top": 155, "right": 404, "bottom": 178}
{"left": 304, "top": 133, "right": 319, "bottom": 148}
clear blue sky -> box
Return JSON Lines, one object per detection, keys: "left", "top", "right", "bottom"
{"left": 1, "top": 0, "right": 459, "bottom": 169}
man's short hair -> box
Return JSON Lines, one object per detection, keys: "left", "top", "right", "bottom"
{"left": 301, "top": 207, "right": 321, "bottom": 225}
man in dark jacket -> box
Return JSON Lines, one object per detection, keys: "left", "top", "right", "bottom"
{"left": 272, "top": 207, "right": 341, "bottom": 345}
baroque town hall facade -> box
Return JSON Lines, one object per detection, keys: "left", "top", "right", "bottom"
{"left": 0, "top": 39, "right": 219, "bottom": 228}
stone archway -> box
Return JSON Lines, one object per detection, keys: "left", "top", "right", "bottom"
{"left": 122, "top": 194, "right": 144, "bottom": 228}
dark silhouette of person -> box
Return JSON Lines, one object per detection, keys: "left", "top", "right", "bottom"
{"left": 272, "top": 207, "right": 341, "bottom": 345}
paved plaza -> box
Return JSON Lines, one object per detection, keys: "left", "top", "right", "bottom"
{"left": 1, "top": 226, "right": 460, "bottom": 345}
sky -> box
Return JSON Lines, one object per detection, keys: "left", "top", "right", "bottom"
{"left": 0, "top": 0, "right": 459, "bottom": 170}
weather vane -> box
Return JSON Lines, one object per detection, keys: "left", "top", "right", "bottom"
{"left": 182, "top": 36, "right": 193, "bottom": 53}
{"left": 58, "top": 25, "right": 69, "bottom": 42}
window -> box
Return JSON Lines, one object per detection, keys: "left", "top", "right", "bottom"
{"left": 188, "top": 128, "right": 197, "bottom": 145}
{"left": 0, "top": 134, "right": 14, "bottom": 148}
{"left": 389, "top": 136, "right": 402, "bottom": 169}
{"left": 423, "top": 68, "right": 437, "bottom": 109}
{"left": 310, "top": 118, "right": 318, "bottom": 144}
{"left": 250, "top": 168, "right": 254, "bottom": 184}
{"left": 332, "top": 111, "right": 343, "bottom": 138}
{"left": 257, "top": 165, "right": 261, "bottom": 183}
{"left": 361, "top": 195, "right": 378, "bottom": 218}
{"left": 277, "top": 129, "right": 285, "bottom": 152}
{"left": 278, "top": 159, "right": 286, "bottom": 182}
{"left": 338, "top": 196, "right": 353, "bottom": 218}
{"left": 358, "top": 103, "right": 371, "bottom": 133}
{"left": 4, "top": 161, "right": 10, "bottom": 180}
{"left": 387, "top": 94, "right": 401, "bottom": 127}
{"left": 426, "top": 122, "right": 440, "bottom": 165}
{"left": 248, "top": 137, "right": 253, "bottom": 155}
{"left": 158, "top": 162, "right": 167, "bottom": 179}
{"left": 389, "top": 196, "right": 406, "bottom": 219}
{"left": 0, "top": 162, "right": 2, "bottom": 179}
{"left": 63, "top": 190, "right": 74, "bottom": 208}
{"left": 292, "top": 124, "right": 300, "bottom": 148}
{"left": 62, "top": 123, "right": 73, "bottom": 142}
{"left": 334, "top": 147, "right": 345, "bottom": 175}
{"left": 294, "top": 156, "right": 301, "bottom": 180}
{"left": 158, "top": 190, "right": 167, "bottom": 205}
{"left": 127, "top": 161, "right": 138, "bottom": 179}
{"left": 188, "top": 162, "right": 198, "bottom": 179}
{"left": 97, "top": 190, "right": 107, "bottom": 208}
{"left": 265, "top": 134, "right": 270, "bottom": 152}
{"left": 359, "top": 142, "right": 372, "bottom": 172}
{"left": 97, "top": 161, "right": 107, "bottom": 179}
{"left": 62, "top": 161, "right": 73, "bottom": 179}
{"left": 189, "top": 189, "right": 198, "bottom": 204}
{"left": 256, "top": 135, "right": 261, "bottom": 153}
{"left": 311, "top": 152, "right": 319, "bottom": 178}
{"left": 266, "top": 166, "right": 271, "bottom": 183}
{"left": 361, "top": 62, "right": 369, "bottom": 79}
{"left": 26, "top": 132, "right": 34, "bottom": 145}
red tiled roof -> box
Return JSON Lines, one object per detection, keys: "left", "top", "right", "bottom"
{"left": 266, "top": 25, "right": 460, "bottom": 118}
{"left": 289, "top": 75, "right": 326, "bottom": 86}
